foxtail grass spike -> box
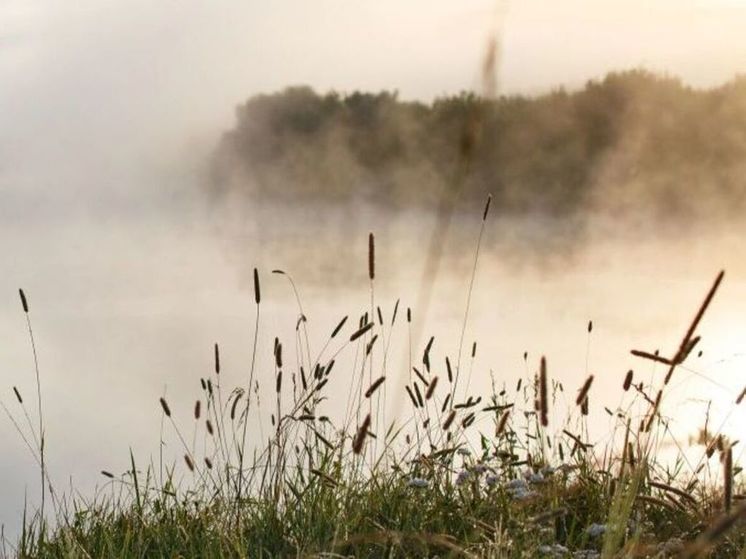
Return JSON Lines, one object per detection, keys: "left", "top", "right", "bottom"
{"left": 405, "top": 385, "right": 418, "bottom": 408}
{"left": 443, "top": 410, "right": 456, "bottom": 430}
{"left": 349, "top": 322, "right": 373, "bottom": 342}
{"left": 253, "top": 268, "right": 261, "bottom": 304}
{"left": 575, "top": 375, "right": 594, "bottom": 406}
{"left": 441, "top": 393, "right": 451, "bottom": 413}
{"left": 666, "top": 270, "right": 725, "bottom": 385}
{"left": 724, "top": 446, "right": 733, "bottom": 513}
{"left": 368, "top": 233, "right": 375, "bottom": 280}
{"left": 364, "top": 376, "right": 386, "bottom": 398}
{"left": 482, "top": 194, "right": 492, "bottom": 221}
{"left": 623, "top": 370, "right": 634, "bottom": 391}
{"left": 496, "top": 410, "right": 510, "bottom": 435}
{"left": 352, "top": 414, "right": 371, "bottom": 454}
{"left": 539, "top": 356, "right": 549, "bottom": 427}
{"left": 425, "top": 376, "right": 439, "bottom": 400}
{"left": 159, "top": 397, "right": 171, "bottom": 417}
{"left": 413, "top": 383, "right": 424, "bottom": 408}
{"left": 331, "top": 316, "right": 348, "bottom": 338}
{"left": 230, "top": 394, "right": 241, "bottom": 420}
{"left": 19, "top": 289, "right": 29, "bottom": 313}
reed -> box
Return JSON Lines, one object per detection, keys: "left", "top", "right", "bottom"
{"left": 425, "top": 376, "right": 438, "bottom": 400}
{"left": 160, "top": 397, "right": 171, "bottom": 417}
{"left": 495, "top": 409, "right": 510, "bottom": 436}
{"left": 622, "top": 370, "right": 633, "bottom": 391}
{"left": 352, "top": 414, "right": 371, "bottom": 455}
{"left": 539, "top": 356, "right": 548, "bottom": 427}
{"left": 350, "top": 322, "right": 373, "bottom": 342}
{"left": 368, "top": 233, "right": 375, "bottom": 281}
{"left": 17, "top": 288, "right": 47, "bottom": 527}
{"left": 664, "top": 270, "right": 724, "bottom": 385}
{"left": 575, "top": 375, "right": 594, "bottom": 406}
{"left": 364, "top": 377, "right": 386, "bottom": 399}
{"left": 724, "top": 446, "right": 734, "bottom": 513}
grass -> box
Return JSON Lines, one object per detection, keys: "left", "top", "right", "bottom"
{"left": 2, "top": 201, "right": 746, "bottom": 558}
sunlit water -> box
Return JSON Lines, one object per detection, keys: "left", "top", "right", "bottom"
{"left": 1, "top": 194, "right": 745, "bottom": 538}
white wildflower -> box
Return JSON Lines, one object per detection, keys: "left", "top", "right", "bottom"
{"left": 511, "top": 487, "right": 536, "bottom": 500}
{"left": 505, "top": 478, "right": 529, "bottom": 491}
{"left": 659, "top": 537, "right": 684, "bottom": 554}
{"left": 455, "top": 470, "right": 471, "bottom": 486}
{"left": 472, "top": 463, "right": 488, "bottom": 475}
{"left": 408, "top": 477, "right": 428, "bottom": 488}
{"left": 528, "top": 472, "right": 546, "bottom": 484}
{"left": 572, "top": 551, "right": 600, "bottom": 559}
{"left": 539, "top": 543, "right": 569, "bottom": 557}
{"left": 585, "top": 523, "right": 606, "bottom": 538}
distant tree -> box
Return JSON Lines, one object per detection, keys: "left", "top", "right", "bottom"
{"left": 210, "top": 71, "right": 746, "bottom": 220}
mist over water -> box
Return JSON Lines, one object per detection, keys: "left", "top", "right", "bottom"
{"left": 3, "top": 183, "right": 746, "bottom": 536}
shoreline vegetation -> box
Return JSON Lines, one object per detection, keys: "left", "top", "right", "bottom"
{"left": 210, "top": 69, "right": 746, "bottom": 225}
{"left": 3, "top": 200, "right": 745, "bottom": 558}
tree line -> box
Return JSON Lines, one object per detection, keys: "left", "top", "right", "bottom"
{"left": 210, "top": 70, "right": 746, "bottom": 221}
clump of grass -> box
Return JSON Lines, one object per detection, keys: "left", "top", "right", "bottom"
{"left": 2, "top": 212, "right": 745, "bottom": 559}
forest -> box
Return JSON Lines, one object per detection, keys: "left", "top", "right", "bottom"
{"left": 210, "top": 70, "right": 746, "bottom": 222}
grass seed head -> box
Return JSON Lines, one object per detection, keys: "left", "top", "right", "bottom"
{"left": 368, "top": 232, "right": 375, "bottom": 280}
{"left": 253, "top": 267, "right": 261, "bottom": 304}
{"left": 576, "top": 375, "right": 594, "bottom": 406}
{"left": 159, "top": 397, "right": 171, "bottom": 417}
{"left": 425, "top": 376, "right": 439, "bottom": 400}
{"left": 623, "top": 369, "right": 634, "bottom": 391}
{"left": 19, "top": 289, "right": 29, "bottom": 313}
{"left": 365, "top": 376, "right": 386, "bottom": 398}
{"left": 352, "top": 414, "right": 371, "bottom": 454}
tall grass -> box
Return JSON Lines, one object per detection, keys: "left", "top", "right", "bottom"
{"left": 2, "top": 208, "right": 745, "bottom": 558}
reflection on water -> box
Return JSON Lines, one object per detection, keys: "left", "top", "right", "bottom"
{"left": 1, "top": 200, "right": 745, "bottom": 535}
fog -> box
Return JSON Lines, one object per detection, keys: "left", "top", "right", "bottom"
{"left": 2, "top": 0, "right": 746, "bottom": 542}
